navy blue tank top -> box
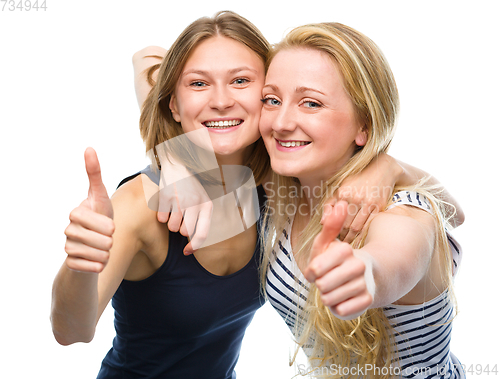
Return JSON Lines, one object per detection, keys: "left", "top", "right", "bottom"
{"left": 96, "top": 166, "right": 266, "bottom": 379}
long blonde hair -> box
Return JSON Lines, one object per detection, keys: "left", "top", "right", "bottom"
{"left": 139, "top": 10, "right": 271, "bottom": 185}
{"left": 260, "top": 23, "right": 455, "bottom": 378}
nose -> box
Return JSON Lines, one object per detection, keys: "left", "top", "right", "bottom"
{"left": 209, "top": 85, "right": 235, "bottom": 111}
{"left": 271, "top": 104, "right": 297, "bottom": 134}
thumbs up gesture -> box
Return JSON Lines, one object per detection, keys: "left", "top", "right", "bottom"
{"left": 64, "top": 148, "right": 115, "bottom": 273}
{"left": 304, "top": 201, "right": 374, "bottom": 319}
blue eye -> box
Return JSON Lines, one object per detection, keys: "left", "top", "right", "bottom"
{"left": 233, "top": 78, "right": 250, "bottom": 85}
{"left": 261, "top": 97, "right": 281, "bottom": 106}
{"left": 190, "top": 81, "right": 206, "bottom": 87}
{"left": 303, "top": 101, "right": 321, "bottom": 108}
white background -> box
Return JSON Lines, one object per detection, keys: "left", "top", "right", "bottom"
{"left": 1, "top": 0, "right": 499, "bottom": 378}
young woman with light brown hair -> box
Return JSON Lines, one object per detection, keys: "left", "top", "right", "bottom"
{"left": 51, "top": 11, "right": 271, "bottom": 379}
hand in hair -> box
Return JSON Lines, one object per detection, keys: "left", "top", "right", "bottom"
{"left": 63, "top": 148, "right": 115, "bottom": 273}
{"left": 304, "top": 201, "right": 374, "bottom": 320}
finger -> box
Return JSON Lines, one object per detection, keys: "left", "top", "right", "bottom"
{"left": 305, "top": 240, "right": 352, "bottom": 282}
{"left": 183, "top": 204, "right": 211, "bottom": 254}
{"left": 84, "top": 148, "right": 108, "bottom": 199}
{"left": 331, "top": 292, "right": 373, "bottom": 319}
{"left": 310, "top": 201, "right": 349, "bottom": 262}
{"left": 342, "top": 204, "right": 371, "bottom": 243}
{"left": 321, "top": 197, "right": 338, "bottom": 224}
{"left": 69, "top": 206, "right": 115, "bottom": 236}
{"left": 84, "top": 148, "right": 113, "bottom": 217}
{"left": 315, "top": 254, "right": 364, "bottom": 294}
{"left": 339, "top": 202, "right": 359, "bottom": 241}
{"left": 66, "top": 256, "right": 106, "bottom": 274}
{"left": 157, "top": 191, "right": 172, "bottom": 223}
{"left": 65, "top": 239, "right": 110, "bottom": 264}
{"left": 167, "top": 209, "right": 183, "bottom": 233}
{"left": 65, "top": 223, "right": 113, "bottom": 251}
{"left": 157, "top": 211, "right": 170, "bottom": 223}
{"left": 319, "top": 276, "right": 367, "bottom": 308}
{"left": 179, "top": 207, "right": 198, "bottom": 237}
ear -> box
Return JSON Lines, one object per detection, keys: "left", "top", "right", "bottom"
{"left": 355, "top": 127, "right": 367, "bottom": 147}
{"left": 169, "top": 95, "right": 181, "bottom": 123}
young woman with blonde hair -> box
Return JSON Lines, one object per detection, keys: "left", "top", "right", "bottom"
{"left": 260, "top": 22, "right": 464, "bottom": 378}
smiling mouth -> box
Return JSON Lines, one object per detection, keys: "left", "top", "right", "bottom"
{"left": 277, "top": 140, "right": 311, "bottom": 148}
{"left": 204, "top": 119, "right": 243, "bottom": 129}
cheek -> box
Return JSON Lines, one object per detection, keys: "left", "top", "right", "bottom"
{"left": 258, "top": 110, "right": 272, "bottom": 136}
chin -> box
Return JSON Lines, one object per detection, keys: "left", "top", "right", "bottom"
{"left": 270, "top": 163, "right": 302, "bottom": 178}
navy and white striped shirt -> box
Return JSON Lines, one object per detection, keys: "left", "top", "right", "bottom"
{"left": 266, "top": 191, "right": 464, "bottom": 378}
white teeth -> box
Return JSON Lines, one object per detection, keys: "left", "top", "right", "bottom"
{"left": 278, "top": 140, "right": 310, "bottom": 147}
{"left": 205, "top": 120, "right": 241, "bottom": 128}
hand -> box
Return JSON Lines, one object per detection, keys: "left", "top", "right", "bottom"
{"left": 324, "top": 154, "right": 402, "bottom": 243}
{"left": 305, "top": 201, "right": 374, "bottom": 319}
{"left": 157, "top": 175, "right": 213, "bottom": 255}
{"left": 64, "top": 148, "right": 115, "bottom": 273}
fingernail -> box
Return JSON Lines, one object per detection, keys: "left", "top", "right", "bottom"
{"left": 183, "top": 249, "right": 193, "bottom": 256}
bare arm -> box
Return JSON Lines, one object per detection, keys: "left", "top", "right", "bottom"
{"left": 334, "top": 153, "right": 464, "bottom": 242}
{"left": 51, "top": 149, "right": 149, "bottom": 345}
{"left": 358, "top": 205, "right": 436, "bottom": 308}
{"left": 304, "top": 200, "right": 439, "bottom": 319}
{"left": 132, "top": 46, "right": 166, "bottom": 108}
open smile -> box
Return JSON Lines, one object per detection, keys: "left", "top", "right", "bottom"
{"left": 275, "top": 138, "right": 311, "bottom": 151}
{"left": 203, "top": 119, "right": 243, "bottom": 129}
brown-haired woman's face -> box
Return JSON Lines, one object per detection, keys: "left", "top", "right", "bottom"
{"left": 169, "top": 36, "right": 265, "bottom": 165}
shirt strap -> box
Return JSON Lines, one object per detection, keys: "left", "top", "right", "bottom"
{"left": 386, "top": 190, "right": 433, "bottom": 214}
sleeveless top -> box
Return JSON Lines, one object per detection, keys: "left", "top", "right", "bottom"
{"left": 266, "top": 191, "right": 465, "bottom": 378}
{"left": 97, "top": 166, "right": 266, "bottom": 379}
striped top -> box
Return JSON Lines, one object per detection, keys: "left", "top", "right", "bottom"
{"left": 266, "top": 191, "right": 464, "bottom": 378}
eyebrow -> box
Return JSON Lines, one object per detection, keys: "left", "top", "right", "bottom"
{"left": 182, "top": 66, "right": 258, "bottom": 77}
{"left": 262, "top": 84, "right": 326, "bottom": 96}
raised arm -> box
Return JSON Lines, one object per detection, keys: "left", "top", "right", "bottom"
{"left": 132, "top": 46, "right": 166, "bottom": 108}
{"left": 51, "top": 148, "right": 150, "bottom": 345}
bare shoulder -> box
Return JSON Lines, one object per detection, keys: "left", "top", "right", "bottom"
{"left": 365, "top": 204, "right": 437, "bottom": 247}
{"left": 111, "top": 174, "right": 159, "bottom": 235}
{"left": 376, "top": 204, "right": 436, "bottom": 229}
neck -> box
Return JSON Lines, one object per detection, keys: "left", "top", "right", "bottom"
{"left": 215, "top": 146, "right": 252, "bottom": 167}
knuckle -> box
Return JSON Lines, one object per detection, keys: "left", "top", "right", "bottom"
{"left": 350, "top": 223, "right": 362, "bottom": 234}
{"left": 351, "top": 259, "right": 366, "bottom": 275}
{"left": 316, "top": 278, "right": 326, "bottom": 292}
{"left": 104, "top": 236, "right": 113, "bottom": 251}
{"left": 64, "top": 240, "right": 74, "bottom": 255}
{"left": 337, "top": 243, "right": 352, "bottom": 259}
{"left": 68, "top": 208, "right": 80, "bottom": 222}
{"left": 320, "top": 293, "right": 333, "bottom": 307}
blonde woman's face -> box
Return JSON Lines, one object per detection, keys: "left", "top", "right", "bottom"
{"left": 259, "top": 47, "right": 366, "bottom": 186}
{"left": 169, "top": 36, "right": 265, "bottom": 165}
